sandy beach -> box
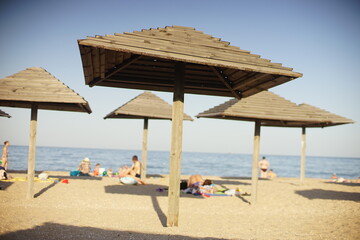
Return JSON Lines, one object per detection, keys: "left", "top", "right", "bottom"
{"left": 0, "top": 171, "right": 359, "bottom": 240}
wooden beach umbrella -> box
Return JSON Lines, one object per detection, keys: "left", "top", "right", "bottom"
{"left": 291, "top": 103, "right": 354, "bottom": 183}
{"left": 196, "top": 91, "right": 354, "bottom": 203}
{"left": 0, "top": 109, "right": 11, "bottom": 118}
{"left": 0, "top": 67, "right": 92, "bottom": 199}
{"left": 77, "top": 25, "right": 302, "bottom": 226}
{"left": 104, "top": 91, "right": 193, "bottom": 180}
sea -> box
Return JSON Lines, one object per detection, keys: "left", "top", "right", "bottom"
{"left": 6, "top": 145, "right": 360, "bottom": 180}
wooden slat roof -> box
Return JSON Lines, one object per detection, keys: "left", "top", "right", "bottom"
{"left": 104, "top": 91, "right": 193, "bottom": 120}
{"left": 0, "top": 109, "right": 11, "bottom": 118}
{"left": 294, "top": 103, "right": 354, "bottom": 127}
{"left": 0, "top": 67, "right": 92, "bottom": 113}
{"left": 78, "top": 25, "right": 302, "bottom": 99}
{"left": 196, "top": 91, "right": 354, "bottom": 128}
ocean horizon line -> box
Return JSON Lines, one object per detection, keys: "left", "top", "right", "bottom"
{"left": 11, "top": 144, "right": 360, "bottom": 160}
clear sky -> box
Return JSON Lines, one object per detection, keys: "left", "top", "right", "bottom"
{"left": 0, "top": 0, "right": 359, "bottom": 158}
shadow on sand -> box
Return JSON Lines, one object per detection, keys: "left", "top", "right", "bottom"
{"left": 34, "top": 181, "right": 58, "bottom": 198}
{"left": 295, "top": 189, "right": 360, "bottom": 202}
{"left": 324, "top": 182, "right": 360, "bottom": 187}
{"left": 0, "top": 181, "right": 14, "bottom": 190}
{"left": 105, "top": 183, "right": 205, "bottom": 199}
{"left": 218, "top": 177, "right": 251, "bottom": 186}
{"left": 105, "top": 183, "right": 206, "bottom": 227}
{"left": 0, "top": 222, "right": 226, "bottom": 240}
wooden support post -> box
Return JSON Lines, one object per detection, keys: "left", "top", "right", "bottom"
{"left": 251, "top": 120, "right": 261, "bottom": 204}
{"left": 141, "top": 118, "right": 149, "bottom": 181}
{"left": 300, "top": 127, "right": 306, "bottom": 183}
{"left": 167, "top": 62, "right": 185, "bottom": 227}
{"left": 27, "top": 104, "right": 38, "bottom": 199}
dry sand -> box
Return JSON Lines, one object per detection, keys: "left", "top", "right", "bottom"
{"left": 0, "top": 171, "right": 359, "bottom": 240}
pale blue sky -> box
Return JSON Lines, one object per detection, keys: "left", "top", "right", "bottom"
{"left": 0, "top": 0, "right": 359, "bottom": 157}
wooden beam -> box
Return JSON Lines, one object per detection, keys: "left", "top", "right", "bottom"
{"left": 251, "top": 120, "right": 261, "bottom": 204}
{"left": 209, "top": 66, "right": 242, "bottom": 99}
{"left": 241, "top": 76, "right": 290, "bottom": 98}
{"left": 232, "top": 73, "right": 268, "bottom": 91}
{"left": 89, "top": 54, "right": 142, "bottom": 87}
{"left": 167, "top": 62, "right": 185, "bottom": 227}
{"left": 141, "top": 118, "right": 149, "bottom": 181}
{"left": 27, "top": 103, "right": 38, "bottom": 199}
{"left": 300, "top": 127, "right": 306, "bottom": 183}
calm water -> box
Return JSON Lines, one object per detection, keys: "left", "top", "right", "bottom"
{"left": 6, "top": 145, "right": 360, "bottom": 180}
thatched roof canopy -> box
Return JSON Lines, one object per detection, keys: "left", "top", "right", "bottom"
{"left": 78, "top": 26, "right": 302, "bottom": 99}
{"left": 0, "top": 67, "right": 91, "bottom": 113}
{"left": 104, "top": 91, "right": 193, "bottom": 120}
{"left": 196, "top": 91, "right": 354, "bottom": 127}
{"left": 0, "top": 109, "right": 11, "bottom": 118}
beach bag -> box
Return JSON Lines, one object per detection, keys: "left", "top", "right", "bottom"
{"left": 99, "top": 168, "right": 105, "bottom": 176}
{"left": 38, "top": 172, "right": 48, "bottom": 180}
{"left": 0, "top": 169, "right": 8, "bottom": 180}
{"left": 180, "top": 180, "right": 188, "bottom": 190}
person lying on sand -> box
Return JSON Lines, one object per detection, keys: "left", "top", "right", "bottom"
{"left": 187, "top": 175, "right": 217, "bottom": 194}
{"left": 329, "top": 175, "right": 360, "bottom": 183}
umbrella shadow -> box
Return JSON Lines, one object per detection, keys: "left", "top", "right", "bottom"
{"left": 147, "top": 174, "right": 166, "bottom": 178}
{"left": 48, "top": 175, "right": 103, "bottom": 181}
{"left": 105, "top": 183, "right": 208, "bottom": 227}
{"left": 0, "top": 222, "right": 226, "bottom": 239}
{"left": 0, "top": 181, "right": 14, "bottom": 190}
{"left": 104, "top": 184, "right": 203, "bottom": 199}
{"left": 295, "top": 189, "right": 360, "bottom": 202}
{"left": 324, "top": 182, "right": 360, "bottom": 187}
{"left": 217, "top": 177, "right": 251, "bottom": 186}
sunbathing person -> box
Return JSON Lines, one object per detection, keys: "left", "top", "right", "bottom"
{"left": 187, "top": 175, "right": 217, "bottom": 194}
{"left": 188, "top": 174, "right": 205, "bottom": 187}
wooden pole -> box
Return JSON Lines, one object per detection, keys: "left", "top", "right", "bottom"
{"left": 167, "top": 62, "right": 185, "bottom": 227}
{"left": 300, "top": 127, "right": 306, "bottom": 183}
{"left": 251, "top": 120, "right": 261, "bottom": 204}
{"left": 141, "top": 118, "right": 149, "bottom": 181}
{"left": 27, "top": 104, "right": 38, "bottom": 199}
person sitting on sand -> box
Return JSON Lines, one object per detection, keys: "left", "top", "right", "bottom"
{"left": 107, "top": 168, "right": 113, "bottom": 177}
{"left": 118, "top": 155, "right": 141, "bottom": 178}
{"left": 78, "top": 158, "right": 91, "bottom": 176}
{"left": 258, "top": 156, "right": 270, "bottom": 178}
{"left": 118, "top": 167, "right": 145, "bottom": 184}
{"left": 93, "top": 163, "right": 101, "bottom": 176}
